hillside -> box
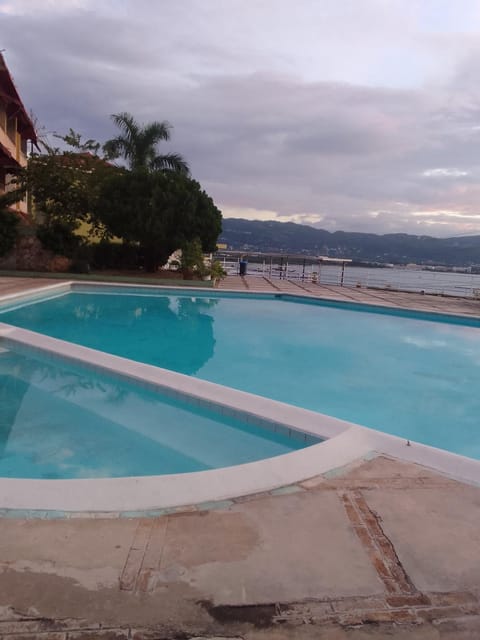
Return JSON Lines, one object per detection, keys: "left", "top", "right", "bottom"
{"left": 218, "top": 219, "right": 480, "bottom": 266}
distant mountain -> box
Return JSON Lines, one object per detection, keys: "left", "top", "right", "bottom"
{"left": 218, "top": 218, "right": 480, "bottom": 267}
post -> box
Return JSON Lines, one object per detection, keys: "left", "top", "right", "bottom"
{"left": 285, "top": 257, "right": 289, "bottom": 280}
{"left": 269, "top": 256, "right": 273, "bottom": 278}
{"left": 302, "top": 259, "right": 306, "bottom": 282}
{"left": 279, "top": 256, "right": 283, "bottom": 279}
{"left": 341, "top": 261, "right": 346, "bottom": 287}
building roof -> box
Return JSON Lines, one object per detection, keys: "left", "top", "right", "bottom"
{"left": 0, "top": 53, "right": 37, "bottom": 143}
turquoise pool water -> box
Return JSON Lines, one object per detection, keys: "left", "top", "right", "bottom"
{"left": 2, "top": 288, "right": 480, "bottom": 460}
{"left": 0, "top": 343, "right": 308, "bottom": 479}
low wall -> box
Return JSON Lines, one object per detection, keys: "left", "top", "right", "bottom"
{"left": 0, "top": 230, "right": 71, "bottom": 272}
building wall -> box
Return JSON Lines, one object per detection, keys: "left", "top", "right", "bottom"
{"left": 0, "top": 96, "right": 29, "bottom": 215}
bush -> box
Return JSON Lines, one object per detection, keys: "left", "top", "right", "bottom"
{"left": 36, "top": 221, "right": 80, "bottom": 257}
{"left": 0, "top": 209, "right": 19, "bottom": 257}
{"left": 92, "top": 241, "right": 140, "bottom": 270}
{"left": 69, "top": 259, "right": 91, "bottom": 274}
{"left": 180, "top": 238, "right": 205, "bottom": 279}
{"left": 210, "top": 260, "right": 227, "bottom": 281}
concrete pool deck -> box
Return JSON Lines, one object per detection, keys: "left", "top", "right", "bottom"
{"left": 1, "top": 456, "right": 479, "bottom": 638}
{"left": 217, "top": 274, "right": 480, "bottom": 316}
{"left": 0, "top": 276, "right": 480, "bottom": 638}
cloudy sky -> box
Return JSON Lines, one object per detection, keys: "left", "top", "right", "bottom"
{"left": 2, "top": 0, "right": 480, "bottom": 237}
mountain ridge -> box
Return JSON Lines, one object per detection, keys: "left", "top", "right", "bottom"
{"left": 218, "top": 218, "right": 480, "bottom": 266}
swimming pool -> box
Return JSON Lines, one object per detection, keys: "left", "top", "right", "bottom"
{"left": 1, "top": 283, "right": 480, "bottom": 461}
{"left": 0, "top": 340, "right": 313, "bottom": 479}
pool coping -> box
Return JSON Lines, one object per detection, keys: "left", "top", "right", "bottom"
{"left": 0, "top": 279, "right": 480, "bottom": 514}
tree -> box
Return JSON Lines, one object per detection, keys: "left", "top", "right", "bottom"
{"left": 17, "top": 118, "right": 219, "bottom": 270}
{"left": 23, "top": 135, "right": 114, "bottom": 226}
{"left": 19, "top": 135, "right": 116, "bottom": 255}
{"left": 103, "top": 112, "right": 189, "bottom": 174}
{"left": 60, "top": 128, "right": 101, "bottom": 156}
{"left": 94, "top": 170, "right": 222, "bottom": 272}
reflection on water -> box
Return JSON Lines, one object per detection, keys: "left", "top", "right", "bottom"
{"left": 1, "top": 294, "right": 218, "bottom": 375}
{"left": 0, "top": 344, "right": 305, "bottom": 479}
{"left": 0, "top": 349, "right": 128, "bottom": 460}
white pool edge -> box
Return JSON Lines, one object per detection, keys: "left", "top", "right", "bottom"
{"left": 0, "top": 279, "right": 479, "bottom": 513}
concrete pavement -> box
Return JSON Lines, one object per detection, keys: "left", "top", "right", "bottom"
{"left": 0, "top": 456, "right": 479, "bottom": 638}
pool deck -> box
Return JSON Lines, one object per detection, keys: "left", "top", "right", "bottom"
{"left": 217, "top": 274, "right": 480, "bottom": 316}
{"left": 1, "top": 276, "right": 480, "bottom": 638}
{"left": 3, "top": 273, "right": 480, "bottom": 316}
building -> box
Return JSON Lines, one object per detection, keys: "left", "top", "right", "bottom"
{"left": 0, "top": 52, "right": 37, "bottom": 216}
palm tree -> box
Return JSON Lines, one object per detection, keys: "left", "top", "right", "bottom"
{"left": 103, "top": 112, "right": 189, "bottom": 175}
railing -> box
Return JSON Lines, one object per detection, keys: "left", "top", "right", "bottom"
{"left": 221, "top": 259, "right": 480, "bottom": 298}
{"left": 219, "top": 258, "right": 241, "bottom": 275}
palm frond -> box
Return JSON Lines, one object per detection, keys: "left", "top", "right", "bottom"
{"left": 152, "top": 153, "right": 190, "bottom": 175}
{"left": 105, "top": 113, "right": 188, "bottom": 172}
{"left": 143, "top": 121, "right": 171, "bottom": 143}
{"left": 110, "top": 113, "right": 139, "bottom": 144}
{"left": 102, "top": 137, "right": 125, "bottom": 160}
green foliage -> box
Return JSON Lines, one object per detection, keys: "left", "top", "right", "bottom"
{"left": 36, "top": 221, "right": 80, "bottom": 257}
{"left": 193, "top": 189, "right": 223, "bottom": 252}
{"left": 209, "top": 260, "right": 227, "bottom": 281}
{"left": 0, "top": 190, "right": 24, "bottom": 257}
{"left": 57, "top": 128, "right": 101, "bottom": 155}
{"left": 180, "top": 238, "right": 205, "bottom": 279}
{"left": 103, "top": 112, "right": 189, "bottom": 174}
{"left": 0, "top": 186, "right": 26, "bottom": 210}
{"left": 20, "top": 138, "right": 115, "bottom": 239}
{"left": 19, "top": 117, "right": 221, "bottom": 271}
{"left": 92, "top": 241, "right": 140, "bottom": 270}
{"left": 0, "top": 209, "right": 19, "bottom": 257}
{"left": 94, "top": 170, "right": 222, "bottom": 272}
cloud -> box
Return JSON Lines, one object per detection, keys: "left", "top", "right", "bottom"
{"left": 422, "top": 168, "right": 470, "bottom": 177}
{"left": 2, "top": 0, "right": 480, "bottom": 237}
